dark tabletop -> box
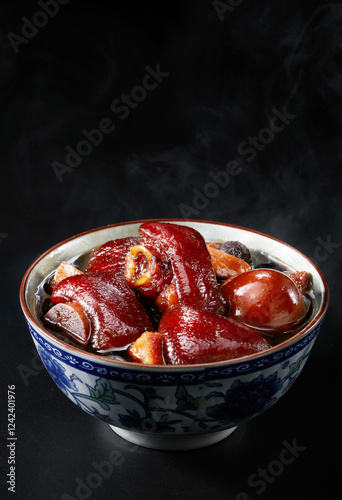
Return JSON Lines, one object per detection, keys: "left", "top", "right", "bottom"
{"left": 1, "top": 1, "right": 341, "bottom": 499}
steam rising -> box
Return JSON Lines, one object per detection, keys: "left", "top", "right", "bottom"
{"left": 1, "top": 1, "right": 341, "bottom": 262}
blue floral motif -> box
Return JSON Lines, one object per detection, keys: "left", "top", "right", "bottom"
{"left": 37, "top": 345, "right": 80, "bottom": 394}
{"left": 281, "top": 345, "right": 311, "bottom": 391}
{"left": 206, "top": 373, "right": 284, "bottom": 424}
{"left": 28, "top": 320, "right": 321, "bottom": 384}
{"left": 115, "top": 385, "right": 182, "bottom": 433}
{"left": 118, "top": 410, "right": 179, "bottom": 433}
{"left": 29, "top": 317, "right": 319, "bottom": 436}
{"left": 91, "top": 408, "right": 115, "bottom": 424}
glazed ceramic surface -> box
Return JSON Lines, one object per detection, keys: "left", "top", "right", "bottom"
{"left": 20, "top": 220, "right": 329, "bottom": 450}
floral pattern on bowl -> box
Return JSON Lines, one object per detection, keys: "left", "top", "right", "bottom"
{"left": 20, "top": 220, "right": 329, "bottom": 449}
{"left": 31, "top": 320, "right": 319, "bottom": 436}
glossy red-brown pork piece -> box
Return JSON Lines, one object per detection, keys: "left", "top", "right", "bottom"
{"left": 159, "top": 305, "right": 271, "bottom": 365}
{"left": 50, "top": 272, "right": 153, "bottom": 351}
{"left": 43, "top": 302, "right": 91, "bottom": 347}
{"left": 85, "top": 237, "right": 140, "bottom": 274}
{"left": 139, "top": 222, "right": 228, "bottom": 315}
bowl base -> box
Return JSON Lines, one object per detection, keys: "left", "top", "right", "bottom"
{"left": 110, "top": 425, "right": 238, "bottom": 451}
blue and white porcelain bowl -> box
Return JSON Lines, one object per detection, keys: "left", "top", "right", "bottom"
{"left": 20, "top": 220, "right": 329, "bottom": 450}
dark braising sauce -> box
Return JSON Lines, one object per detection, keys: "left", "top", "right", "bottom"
{"left": 36, "top": 242, "right": 313, "bottom": 363}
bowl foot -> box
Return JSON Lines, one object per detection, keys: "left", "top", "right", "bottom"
{"left": 110, "top": 425, "right": 238, "bottom": 451}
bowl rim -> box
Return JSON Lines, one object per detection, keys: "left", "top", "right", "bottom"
{"left": 19, "top": 218, "right": 330, "bottom": 370}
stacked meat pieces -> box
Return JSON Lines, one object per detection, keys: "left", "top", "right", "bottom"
{"left": 43, "top": 222, "right": 311, "bottom": 365}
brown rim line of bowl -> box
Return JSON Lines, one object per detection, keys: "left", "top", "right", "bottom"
{"left": 19, "top": 219, "right": 330, "bottom": 370}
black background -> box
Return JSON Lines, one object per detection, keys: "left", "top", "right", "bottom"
{"left": 1, "top": 0, "right": 341, "bottom": 499}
